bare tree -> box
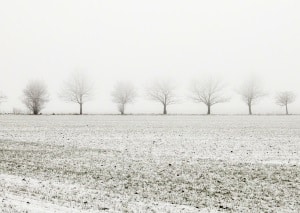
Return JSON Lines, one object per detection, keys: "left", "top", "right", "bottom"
{"left": 0, "top": 92, "right": 6, "bottom": 105}
{"left": 275, "top": 91, "right": 296, "bottom": 115}
{"left": 111, "top": 81, "right": 137, "bottom": 115}
{"left": 238, "top": 79, "right": 266, "bottom": 115}
{"left": 22, "top": 80, "right": 49, "bottom": 115}
{"left": 0, "top": 92, "right": 7, "bottom": 114}
{"left": 60, "top": 72, "right": 93, "bottom": 115}
{"left": 146, "top": 80, "right": 178, "bottom": 115}
{"left": 13, "top": 107, "right": 24, "bottom": 115}
{"left": 190, "top": 79, "right": 228, "bottom": 115}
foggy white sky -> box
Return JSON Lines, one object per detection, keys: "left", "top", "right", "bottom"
{"left": 0, "top": 0, "right": 299, "bottom": 114}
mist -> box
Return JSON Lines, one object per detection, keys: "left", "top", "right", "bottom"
{"left": 1, "top": 0, "right": 299, "bottom": 114}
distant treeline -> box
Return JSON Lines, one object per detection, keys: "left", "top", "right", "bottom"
{"left": 0, "top": 73, "right": 297, "bottom": 115}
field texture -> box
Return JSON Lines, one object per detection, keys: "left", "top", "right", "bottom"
{"left": 0, "top": 115, "right": 299, "bottom": 212}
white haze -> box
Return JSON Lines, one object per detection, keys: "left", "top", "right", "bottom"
{"left": 0, "top": 0, "right": 299, "bottom": 114}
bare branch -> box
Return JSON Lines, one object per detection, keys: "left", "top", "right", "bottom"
{"left": 275, "top": 91, "right": 296, "bottom": 106}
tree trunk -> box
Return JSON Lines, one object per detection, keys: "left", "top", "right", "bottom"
{"left": 163, "top": 104, "right": 167, "bottom": 115}
{"left": 286, "top": 104, "right": 288, "bottom": 115}
{"left": 248, "top": 104, "right": 252, "bottom": 115}
{"left": 207, "top": 105, "right": 211, "bottom": 115}
{"left": 79, "top": 103, "right": 83, "bottom": 115}
{"left": 120, "top": 104, "right": 125, "bottom": 115}
{"left": 33, "top": 109, "right": 38, "bottom": 115}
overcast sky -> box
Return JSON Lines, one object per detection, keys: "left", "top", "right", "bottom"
{"left": 0, "top": 0, "right": 299, "bottom": 114}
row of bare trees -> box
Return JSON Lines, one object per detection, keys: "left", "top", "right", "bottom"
{"left": 145, "top": 79, "right": 296, "bottom": 115}
{"left": 0, "top": 75, "right": 297, "bottom": 115}
{"left": 19, "top": 73, "right": 94, "bottom": 115}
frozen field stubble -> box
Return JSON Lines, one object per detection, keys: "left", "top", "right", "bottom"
{"left": 0, "top": 115, "right": 299, "bottom": 212}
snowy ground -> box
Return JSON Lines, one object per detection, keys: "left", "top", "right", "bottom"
{"left": 0, "top": 115, "right": 299, "bottom": 212}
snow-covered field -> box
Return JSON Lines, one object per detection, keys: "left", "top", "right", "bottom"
{"left": 0, "top": 115, "right": 299, "bottom": 212}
